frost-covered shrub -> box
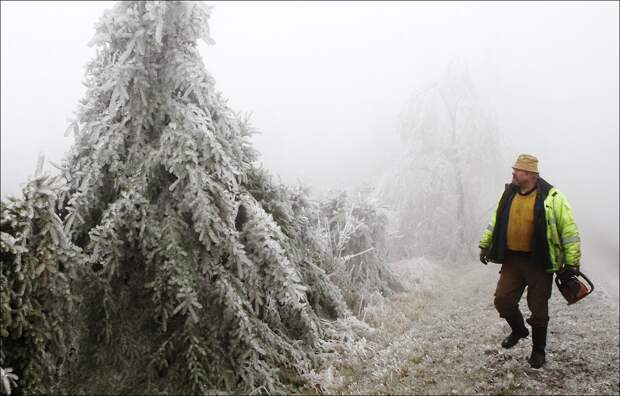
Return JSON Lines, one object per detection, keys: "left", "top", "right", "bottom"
{"left": 244, "top": 167, "right": 348, "bottom": 320}
{"left": 56, "top": 2, "right": 352, "bottom": 394}
{"left": 0, "top": 173, "right": 82, "bottom": 395}
{"left": 243, "top": 171, "right": 404, "bottom": 318}
{"left": 319, "top": 191, "right": 405, "bottom": 315}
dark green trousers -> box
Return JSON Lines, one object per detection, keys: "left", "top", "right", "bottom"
{"left": 494, "top": 250, "right": 554, "bottom": 328}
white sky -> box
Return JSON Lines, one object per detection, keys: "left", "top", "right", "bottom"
{"left": 1, "top": 1, "right": 618, "bottom": 283}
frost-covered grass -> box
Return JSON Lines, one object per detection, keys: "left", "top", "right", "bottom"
{"left": 312, "top": 258, "right": 620, "bottom": 395}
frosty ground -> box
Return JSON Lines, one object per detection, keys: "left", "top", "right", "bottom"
{"left": 309, "top": 258, "right": 620, "bottom": 395}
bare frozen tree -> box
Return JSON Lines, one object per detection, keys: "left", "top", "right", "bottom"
{"left": 377, "top": 62, "right": 504, "bottom": 261}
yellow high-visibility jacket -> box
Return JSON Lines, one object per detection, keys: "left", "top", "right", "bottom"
{"left": 479, "top": 178, "right": 580, "bottom": 272}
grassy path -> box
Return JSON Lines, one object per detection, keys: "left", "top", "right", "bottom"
{"left": 320, "top": 258, "right": 619, "bottom": 395}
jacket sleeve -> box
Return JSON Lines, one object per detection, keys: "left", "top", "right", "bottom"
{"left": 554, "top": 192, "right": 581, "bottom": 266}
{"left": 479, "top": 198, "right": 500, "bottom": 249}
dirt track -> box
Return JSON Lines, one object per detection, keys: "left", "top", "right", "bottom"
{"left": 319, "top": 258, "right": 619, "bottom": 395}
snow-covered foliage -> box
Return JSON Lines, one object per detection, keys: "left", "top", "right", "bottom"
{"left": 377, "top": 63, "right": 504, "bottom": 262}
{"left": 0, "top": 171, "right": 82, "bottom": 395}
{"left": 54, "top": 2, "right": 352, "bottom": 393}
{"left": 0, "top": 367, "right": 18, "bottom": 396}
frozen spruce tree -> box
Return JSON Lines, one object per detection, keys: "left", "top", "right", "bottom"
{"left": 58, "top": 2, "right": 349, "bottom": 394}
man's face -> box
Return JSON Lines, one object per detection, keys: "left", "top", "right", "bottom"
{"left": 512, "top": 168, "right": 536, "bottom": 187}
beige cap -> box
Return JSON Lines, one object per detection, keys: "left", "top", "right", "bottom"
{"left": 512, "top": 154, "right": 539, "bottom": 173}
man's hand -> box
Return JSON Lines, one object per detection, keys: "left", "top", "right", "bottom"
{"left": 558, "top": 265, "right": 580, "bottom": 282}
{"left": 479, "top": 248, "right": 489, "bottom": 265}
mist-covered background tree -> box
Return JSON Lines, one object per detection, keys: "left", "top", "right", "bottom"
{"left": 53, "top": 1, "right": 361, "bottom": 393}
{"left": 376, "top": 63, "right": 505, "bottom": 262}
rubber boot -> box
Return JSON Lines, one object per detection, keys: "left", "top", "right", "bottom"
{"left": 501, "top": 313, "right": 529, "bottom": 349}
{"left": 528, "top": 326, "right": 547, "bottom": 368}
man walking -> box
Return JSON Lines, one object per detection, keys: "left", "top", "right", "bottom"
{"left": 479, "top": 154, "right": 581, "bottom": 368}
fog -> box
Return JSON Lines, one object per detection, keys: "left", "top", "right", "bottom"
{"left": 1, "top": 2, "right": 618, "bottom": 289}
